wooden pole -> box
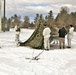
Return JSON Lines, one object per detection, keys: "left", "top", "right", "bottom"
{"left": 0, "top": 0, "right": 2, "bottom": 32}
{"left": 3, "top": 0, "right": 5, "bottom": 32}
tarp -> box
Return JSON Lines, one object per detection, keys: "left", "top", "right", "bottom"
{"left": 20, "top": 23, "right": 44, "bottom": 49}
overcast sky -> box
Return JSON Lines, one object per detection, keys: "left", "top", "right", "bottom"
{"left": 2, "top": 0, "right": 76, "bottom": 22}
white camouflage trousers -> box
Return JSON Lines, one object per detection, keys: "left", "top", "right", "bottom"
{"left": 44, "top": 38, "right": 50, "bottom": 50}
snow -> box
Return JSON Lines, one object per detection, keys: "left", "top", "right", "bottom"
{"left": 0, "top": 29, "right": 76, "bottom": 75}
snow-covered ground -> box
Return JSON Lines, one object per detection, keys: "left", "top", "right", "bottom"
{"left": 0, "top": 29, "right": 76, "bottom": 75}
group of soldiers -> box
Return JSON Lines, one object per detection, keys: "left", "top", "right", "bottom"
{"left": 42, "top": 24, "right": 74, "bottom": 50}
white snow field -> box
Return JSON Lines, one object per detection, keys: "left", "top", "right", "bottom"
{"left": 0, "top": 29, "right": 76, "bottom": 75}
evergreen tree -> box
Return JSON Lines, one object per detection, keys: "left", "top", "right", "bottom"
{"left": 22, "top": 16, "right": 30, "bottom": 28}
{"left": 46, "top": 10, "right": 54, "bottom": 26}
{"left": 55, "top": 6, "right": 69, "bottom": 27}
{"left": 34, "top": 13, "right": 39, "bottom": 26}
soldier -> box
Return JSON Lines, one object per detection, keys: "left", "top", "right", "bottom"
{"left": 58, "top": 26, "right": 67, "bottom": 49}
{"left": 15, "top": 25, "right": 21, "bottom": 42}
{"left": 67, "top": 25, "right": 74, "bottom": 48}
{"left": 42, "top": 25, "right": 51, "bottom": 50}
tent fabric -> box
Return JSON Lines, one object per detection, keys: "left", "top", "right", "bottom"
{"left": 20, "top": 24, "right": 44, "bottom": 49}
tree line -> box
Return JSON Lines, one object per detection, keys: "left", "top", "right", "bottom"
{"left": 1, "top": 6, "right": 76, "bottom": 31}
